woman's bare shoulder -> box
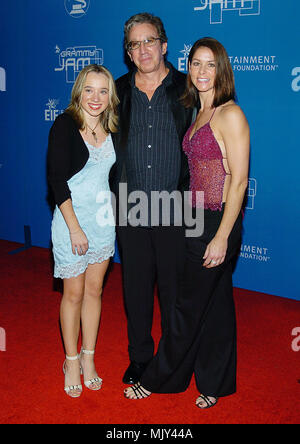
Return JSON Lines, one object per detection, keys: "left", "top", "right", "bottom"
{"left": 218, "top": 101, "right": 248, "bottom": 129}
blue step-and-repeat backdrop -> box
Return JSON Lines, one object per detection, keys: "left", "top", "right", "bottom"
{"left": 0, "top": 1, "right": 299, "bottom": 300}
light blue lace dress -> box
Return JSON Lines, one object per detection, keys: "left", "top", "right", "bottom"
{"left": 51, "top": 135, "right": 116, "bottom": 279}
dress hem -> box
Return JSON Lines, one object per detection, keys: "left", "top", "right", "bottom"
{"left": 54, "top": 248, "right": 115, "bottom": 279}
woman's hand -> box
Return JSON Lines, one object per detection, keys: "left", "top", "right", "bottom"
{"left": 203, "top": 235, "right": 228, "bottom": 268}
{"left": 69, "top": 228, "right": 89, "bottom": 256}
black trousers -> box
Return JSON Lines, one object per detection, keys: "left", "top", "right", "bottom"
{"left": 140, "top": 207, "right": 242, "bottom": 398}
{"left": 117, "top": 225, "right": 186, "bottom": 363}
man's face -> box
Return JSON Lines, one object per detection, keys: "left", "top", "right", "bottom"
{"left": 127, "top": 23, "right": 167, "bottom": 74}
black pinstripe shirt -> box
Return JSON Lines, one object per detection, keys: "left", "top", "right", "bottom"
{"left": 126, "top": 69, "right": 181, "bottom": 225}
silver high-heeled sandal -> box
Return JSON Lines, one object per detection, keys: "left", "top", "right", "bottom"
{"left": 80, "top": 349, "right": 103, "bottom": 391}
{"left": 63, "top": 354, "right": 83, "bottom": 398}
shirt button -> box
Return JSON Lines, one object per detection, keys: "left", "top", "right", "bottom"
{"left": 149, "top": 125, "right": 152, "bottom": 129}
{"left": 149, "top": 106, "right": 152, "bottom": 109}
{"left": 148, "top": 145, "right": 152, "bottom": 148}
{"left": 148, "top": 165, "right": 151, "bottom": 169}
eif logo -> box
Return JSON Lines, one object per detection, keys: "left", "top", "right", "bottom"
{"left": 178, "top": 44, "right": 192, "bottom": 72}
{"left": 64, "top": 0, "right": 90, "bottom": 18}
{"left": 0, "top": 67, "right": 6, "bottom": 92}
{"left": 194, "top": 0, "right": 261, "bottom": 24}
{"left": 291, "top": 67, "right": 300, "bottom": 92}
{"left": 0, "top": 327, "right": 6, "bottom": 351}
{"left": 45, "top": 99, "right": 64, "bottom": 122}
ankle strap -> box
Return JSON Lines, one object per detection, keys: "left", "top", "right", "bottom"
{"left": 81, "top": 349, "right": 95, "bottom": 355}
{"left": 66, "top": 354, "right": 79, "bottom": 361}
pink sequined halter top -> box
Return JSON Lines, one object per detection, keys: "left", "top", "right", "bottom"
{"left": 183, "top": 108, "right": 231, "bottom": 211}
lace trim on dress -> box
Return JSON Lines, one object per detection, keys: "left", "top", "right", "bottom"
{"left": 54, "top": 245, "right": 115, "bottom": 279}
{"left": 85, "top": 139, "right": 115, "bottom": 162}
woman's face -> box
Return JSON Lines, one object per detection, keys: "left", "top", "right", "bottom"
{"left": 80, "top": 72, "right": 109, "bottom": 118}
{"left": 189, "top": 46, "right": 216, "bottom": 94}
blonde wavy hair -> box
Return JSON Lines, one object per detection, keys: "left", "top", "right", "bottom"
{"left": 66, "top": 64, "right": 119, "bottom": 133}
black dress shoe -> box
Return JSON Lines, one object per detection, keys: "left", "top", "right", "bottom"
{"left": 122, "top": 361, "right": 150, "bottom": 384}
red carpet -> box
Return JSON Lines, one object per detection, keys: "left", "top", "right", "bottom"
{"left": 0, "top": 239, "right": 299, "bottom": 424}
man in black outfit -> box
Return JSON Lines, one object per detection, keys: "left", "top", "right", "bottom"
{"left": 110, "top": 12, "right": 193, "bottom": 384}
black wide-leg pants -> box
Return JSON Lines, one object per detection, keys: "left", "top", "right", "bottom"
{"left": 117, "top": 225, "right": 186, "bottom": 364}
{"left": 140, "top": 208, "right": 242, "bottom": 398}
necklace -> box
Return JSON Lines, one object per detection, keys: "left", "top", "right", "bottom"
{"left": 86, "top": 120, "right": 100, "bottom": 144}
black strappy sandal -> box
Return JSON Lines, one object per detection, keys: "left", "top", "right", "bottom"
{"left": 124, "top": 382, "right": 151, "bottom": 400}
{"left": 196, "top": 394, "right": 219, "bottom": 409}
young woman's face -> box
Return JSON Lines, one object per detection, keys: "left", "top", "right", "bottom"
{"left": 80, "top": 72, "right": 109, "bottom": 118}
{"left": 189, "top": 46, "right": 216, "bottom": 94}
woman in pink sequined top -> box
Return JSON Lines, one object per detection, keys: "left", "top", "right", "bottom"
{"left": 181, "top": 38, "right": 249, "bottom": 269}
{"left": 124, "top": 38, "right": 250, "bottom": 410}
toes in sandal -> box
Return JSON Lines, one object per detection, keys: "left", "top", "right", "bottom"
{"left": 63, "top": 355, "right": 83, "bottom": 398}
{"left": 196, "top": 394, "right": 218, "bottom": 409}
{"left": 80, "top": 349, "right": 103, "bottom": 391}
{"left": 124, "top": 382, "right": 151, "bottom": 400}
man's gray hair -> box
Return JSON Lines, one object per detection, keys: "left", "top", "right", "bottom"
{"left": 124, "top": 12, "right": 168, "bottom": 50}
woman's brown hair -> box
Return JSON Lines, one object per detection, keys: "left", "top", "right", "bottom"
{"left": 181, "top": 37, "right": 236, "bottom": 109}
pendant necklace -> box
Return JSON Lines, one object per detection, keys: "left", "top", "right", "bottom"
{"left": 86, "top": 120, "right": 100, "bottom": 144}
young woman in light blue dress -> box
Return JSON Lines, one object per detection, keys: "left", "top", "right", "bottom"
{"left": 48, "top": 65, "right": 119, "bottom": 398}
